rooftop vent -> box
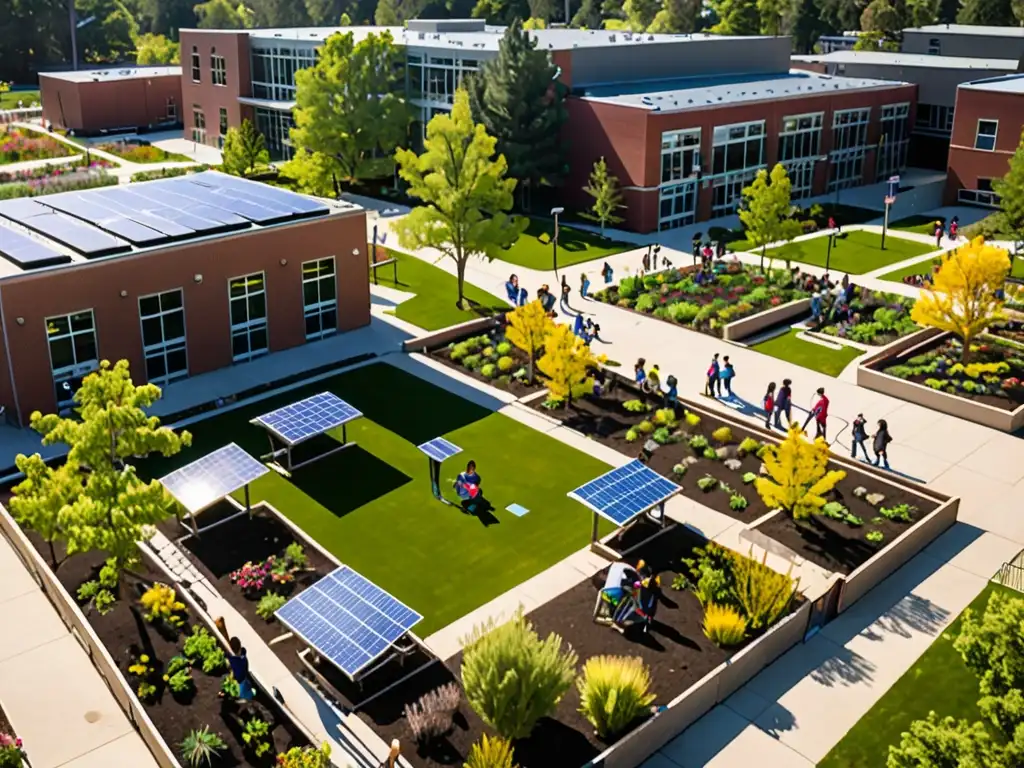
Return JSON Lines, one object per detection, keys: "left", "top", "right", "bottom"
{"left": 609, "top": 34, "right": 616, "bottom": 42}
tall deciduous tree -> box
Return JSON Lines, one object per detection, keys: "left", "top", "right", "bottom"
{"left": 739, "top": 163, "right": 802, "bottom": 272}
{"left": 505, "top": 300, "right": 555, "bottom": 383}
{"left": 710, "top": 0, "right": 761, "bottom": 34}
{"left": 581, "top": 157, "right": 625, "bottom": 235}
{"left": 957, "top": 0, "right": 1014, "bottom": 24}
{"left": 887, "top": 713, "right": 1009, "bottom": 768}
{"left": 910, "top": 238, "right": 1011, "bottom": 364}
{"left": 193, "top": 0, "right": 252, "bottom": 28}
{"left": 394, "top": 90, "right": 527, "bottom": 309}
{"left": 10, "top": 460, "right": 79, "bottom": 569}
{"left": 537, "top": 324, "right": 605, "bottom": 406}
{"left": 221, "top": 118, "right": 269, "bottom": 176}
{"left": 905, "top": 0, "right": 940, "bottom": 26}
{"left": 754, "top": 424, "right": 846, "bottom": 520}
{"left": 374, "top": 0, "right": 401, "bottom": 23}
{"left": 471, "top": 0, "right": 531, "bottom": 22}
{"left": 136, "top": 32, "right": 179, "bottom": 64}
{"left": 290, "top": 30, "right": 410, "bottom": 190}
{"left": 571, "top": 0, "right": 604, "bottom": 26}
{"left": 467, "top": 20, "right": 567, "bottom": 209}
{"left": 648, "top": 0, "right": 701, "bottom": 31}
{"left": 993, "top": 129, "right": 1024, "bottom": 246}
{"left": 757, "top": 0, "right": 786, "bottom": 34}
{"left": 859, "top": 0, "right": 901, "bottom": 41}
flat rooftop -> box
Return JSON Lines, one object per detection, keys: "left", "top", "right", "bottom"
{"left": 0, "top": 172, "right": 361, "bottom": 278}
{"left": 40, "top": 66, "right": 182, "bottom": 83}
{"left": 905, "top": 23, "right": 1024, "bottom": 37}
{"left": 792, "top": 50, "right": 1019, "bottom": 70}
{"left": 578, "top": 70, "right": 909, "bottom": 112}
{"left": 960, "top": 73, "right": 1024, "bottom": 94}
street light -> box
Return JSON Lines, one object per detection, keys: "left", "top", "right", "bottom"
{"left": 551, "top": 206, "right": 564, "bottom": 277}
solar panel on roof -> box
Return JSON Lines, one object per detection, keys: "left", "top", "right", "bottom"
{"left": 201, "top": 174, "right": 329, "bottom": 216}
{"left": 0, "top": 209, "right": 130, "bottom": 258}
{"left": 569, "top": 460, "right": 680, "bottom": 526}
{"left": 254, "top": 392, "right": 362, "bottom": 446}
{"left": 275, "top": 565, "right": 422, "bottom": 678}
{"left": 164, "top": 179, "right": 288, "bottom": 224}
{"left": 128, "top": 185, "right": 252, "bottom": 229}
{"left": 159, "top": 442, "right": 269, "bottom": 515}
{"left": 417, "top": 437, "right": 462, "bottom": 463}
{"left": 0, "top": 198, "right": 52, "bottom": 220}
{"left": 37, "top": 194, "right": 167, "bottom": 246}
{"left": 0, "top": 227, "right": 71, "bottom": 269}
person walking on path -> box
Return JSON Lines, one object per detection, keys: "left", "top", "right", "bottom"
{"left": 804, "top": 387, "right": 830, "bottom": 440}
{"left": 762, "top": 382, "right": 776, "bottom": 429}
{"left": 664, "top": 374, "right": 678, "bottom": 411}
{"left": 601, "top": 261, "right": 614, "bottom": 284}
{"left": 635, "top": 358, "right": 647, "bottom": 388}
{"left": 579, "top": 271, "right": 590, "bottom": 299}
{"left": 774, "top": 378, "right": 793, "bottom": 428}
{"left": 950, "top": 218, "right": 959, "bottom": 241}
{"left": 934, "top": 222, "right": 943, "bottom": 249}
{"left": 560, "top": 275, "right": 572, "bottom": 310}
{"left": 705, "top": 354, "right": 721, "bottom": 397}
{"left": 851, "top": 413, "right": 869, "bottom": 459}
{"left": 720, "top": 356, "right": 735, "bottom": 397}
{"left": 642, "top": 248, "right": 651, "bottom": 274}
{"left": 873, "top": 419, "right": 893, "bottom": 469}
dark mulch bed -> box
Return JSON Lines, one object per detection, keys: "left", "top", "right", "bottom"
{"left": 24, "top": 533, "right": 309, "bottom": 766}
{"left": 428, "top": 328, "right": 545, "bottom": 399}
{"left": 328, "top": 525, "right": 733, "bottom": 768}
{"left": 534, "top": 379, "right": 940, "bottom": 575}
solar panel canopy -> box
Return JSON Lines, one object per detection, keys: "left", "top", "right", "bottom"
{"left": 276, "top": 565, "right": 422, "bottom": 677}
{"left": 569, "top": 460, "right": 680, "bottom": 526}
{"left": 160, "top": 442, "right": 269, "bottom": 514}
{"left": 417, "top": 437, "right": 462, "bottom": 463}
{"left": 254, "top": 392, "right": 363, "bottom": 446}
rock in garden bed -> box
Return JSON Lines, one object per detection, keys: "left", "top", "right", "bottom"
{"left": 429, "top": 328, "right": 544, "bottom": 397}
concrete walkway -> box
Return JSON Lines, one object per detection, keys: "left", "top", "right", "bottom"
{"left": 0, "top": 534, "right": 160, "bottom": 768}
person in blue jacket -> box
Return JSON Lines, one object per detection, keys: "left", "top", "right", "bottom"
{"left": 719, "top": 356, "right": 736, "bottom": 397}
{"left": 774, "top": 378, "right": 793, "bottom": 428}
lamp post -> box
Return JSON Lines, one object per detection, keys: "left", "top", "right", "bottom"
{"left": 551, "top": 206, "right": 564, "bottom": 277}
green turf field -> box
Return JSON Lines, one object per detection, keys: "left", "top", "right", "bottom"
{"left": 749, "top": 329, "right": 863, "bottom": 377}
{"left": 761, "top": 230, "right": 933, "bottom": 275}
{"left": 498, "top": 217, "right": 631, "bottom": 270}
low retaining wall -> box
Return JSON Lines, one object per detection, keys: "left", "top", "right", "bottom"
{"left": 401, "top": 316, "right": 501, "bottom": 353}
{"left": 0, "top": 505, "right": 179, "bottom": 768}
{"left": 858, "top": 327, "right": 1024, "bottom": 433}
{"left": 723, "top": 298, "right": 812, "bottom": 342}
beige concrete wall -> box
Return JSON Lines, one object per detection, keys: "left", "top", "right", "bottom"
{"left": 839, "top": 496, "right": 960, "bottom": 613}
{"left": 0, "top": 505, "right": 180, "bottom": 768}
{"left": 402, "top": 316, "right": 502, "bottom": 353}
{"left": 723, "top": 298, "right": 812, "bottom": 342}
{"left": 718, "top": 599, "right": 813, "bottom": 699}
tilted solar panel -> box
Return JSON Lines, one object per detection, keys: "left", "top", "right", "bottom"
{"left": 417, "top": 437, "right": 462, "bottom": 463}
{"left": 159, "top": 443, "right": 269, "bottom": 515}
{"left": 253, "top": 392, "right": 363, "bottom": 446}
{"left": 0, "top": 209, "right": 130, "bottom": 258}
{"left": 37, "top": 194, "right": 167, "bottom": 246}
{"left": 569, "top": 460, "right": 680, "bottom": 526}
{"left": 208, "top": 174, "right": 329, "bottom": 215}
{"left": 0, "top": 226, "right": 71, "bottom": 269}
{"left": 165, "top": 178, "right": 290, "bottom": 224}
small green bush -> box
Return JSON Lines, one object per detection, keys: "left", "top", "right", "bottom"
{"left": 821, "top": 501, "right": 847, "bottom": 520}
{"left": 866, "top": 530, "right": 884, "bottom": 543}
{"left": 623, "top": 399, "right": 650, "bottom": 413}
{"left": 738, "top": 437, "right": 761, "bottom": 456}
{"left": 843, "top": 513, "right": 864, "bottom": 527}
{"left": 462, "top": 354, "right": 482, "bottom": 370}
{"left": 653, "top": 427, "right": 672, "bottom": 445}
{"left": 183, "top": 626, "right": 226, "bottom": 674}
{"left": 625, "top": 428, "right": 639, "bottom": 443}
{"left": 672, "top": 464, "right": 688, "bottom": 476}
{"left": 653, "top": 408, "right": 678, "bottom": 427}
{"left": 879, "top": 503, "right": 915, "bottom": 522}
{"left": 577, "top": 656, "right": 656, "bottom": 738}
{"left": 464, "top": 735, "right": 517, "bottom": 768}
{"left": 637, "top": 420, "right": 654, "bottom": 434}
{"left": 703, "top": 603, "right": 747, "bottom": 647}
{"left": 729, "top": 494, "right": 748, "bottom": 511}
{"left": 711, "top": 426, "right": 733, "bottom": 444}
{"left": 697, "top": 475, "right": 718, "bottom": 492}
{"left": 689, "top": 435, "right": 709, "bottom": 451}
{"left": 635, "top": 294, "right": 656, "bottom": 312}
{"left": 742, "top": 472, "right": 757, "bottom": 484}
{"left": 450, "top": 343, "right": 470, "bottom": 361}
{"left": 702, "top": 447, "right": 719, "bottom": 460}
{"left": 180, "top": 726, "right": 227, "bottom": 768}
{"left": 256, "top": 592, "right": 286, "bottom": 621}
{"left": 684, "top": 412, "right": 701, "bottom": 428}
{"left": 480, "top": 363, "right": 497, "bottom": 378}
{"left": 617, "top": 276, "right": 642, "bottom": 300}
{"left": 496, "top": 341, "right": 512, "bottom": 355}
{"left": 497, "top": 356, "right": 515, "bottom": 372}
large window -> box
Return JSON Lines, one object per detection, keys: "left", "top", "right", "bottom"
{"left": 407, "top": 53, "right": 481, "bottom": 106}
{"left": 191, "top": 107, "right": 206, "bottom": 144}
{"left": 975, "top": 120, "right": 998, "bottom": 151}
{"left": 191, "top": 46, "right": 200, "bottom": 82}
{"left": 302, "top": 258, "right": 337, "bottom": 340}
{"left": 829, "top": 108, "right": 870, "bottom": 192}
{"left": 915, "top": 103, "right": 953, "bottom": 136}
{"left": 876, "top": 102, "right": 910, "bottom": 181}
{"left": 711, "top": 121, "right": 765, "bottom": 216}
{"left": 211, "top": 48, "right": 226, "bottom": 86}
{"left": 779, "top": 112, "right": 824, "bottom": 200}
{"left": 218, "top": 108, "right": 228, "bottom": 149}
{"left": 659, "top": 129, "right": 700, "bottom": 229}
{"left": 166, "top": 97, "right": 177, "bottom": 121}
{"left": 139, "top": 290, "right": 188, "bottom": 385}
{"left": 254, "top": 107, "right": 294, "bottom": 161}
{"left": 959, "top": 178, "right": 1001, "bottom": 208}
{"left": 229, "top": 273, "right": 268, "bottom": 362}
{"left": 47, "top": 310, "right": 98, "bottom": 410}
{"left": 251, "top": 44, "right": 317, "bottom": 102}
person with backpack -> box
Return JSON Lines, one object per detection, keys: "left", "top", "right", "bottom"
{"left": 851, "top": 413, "right": 869, "bottom": 460}
{"left": 774, "top": 378, "right": 792, "bottom": 428}
{"left": 934, "top": 222, "right": 943, "bottom": 249}
{"left": 873, "top": 419, "right": 893, "bottom": 469}
{"left": 705, "top": 354, "right": 720, "bottom": 397}
{"left": 720, "top": 356, "right": 736, "bottom": 397}
{"left": 601, "top": 261, "right": 614, "bottom": 284}
{"left": 762, "top": 382, "right": 776, "bottom": 429}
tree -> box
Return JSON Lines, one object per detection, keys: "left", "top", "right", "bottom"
{"left": 754, "top": 423, "right": 846, "bottom": 520}
{"left": 910, "top": 238, "right": 1011, "bottom": 364}
{"left": 739, "top": 163, "right": 802, "bottom": 272}
{"left": 581, "top": 157, "right": 625, "bottom": 235}
{"left": 290, "top": 31, "right": 410, "bottom": 190}
{"left": 955, "top": 593, "right": 1024, "bottom": 724}
{"left": 136, "top": 33, "right": 179, "bottom": 64}
{"left": 757, "top": 0, "right": 786, "bottom": 34}
{"left": 905, "top": 0, "right": 940, "bottom": 26}
{"left": 221, "top": 118, "right": 269, "bottom": 177}
{"left": 249, "top": 0, "right": 312, "bottom": 26}
{"left": 281, "top": 149, "right": 336, "bottom": 197}
{"left": 339, "top": 10, "right": 353, "bottom": 22}
{"left": 787, "top": 0, "right": 830, "bottom": 53}
{"left": 394, "top": 90, "right": 527, "bottom": 310}
{"left": 860, "top": 0, "right": 901, "bottom": 41}
{"left": 853, "top": 29, "right": 899, "bottom": 50}
{"left": 193, "top": 0, "right": 251, "bottom": 27}
{"left": 648, "top": 0, "right": 701, "bottom": 31}
{"left": 887, "top": 712, "right": 1008, "bottom": 768}
{"left": 471, "top": 0, "right": 531, "bottom": 23}
{"left": 13, "top": 360, "right": 191, "bottom": 584}
{"left": 1015, "top": 0, "right": 1024, "bottom": 23}
{"left": 523, "top": 15, "right": 547, "bottom": 26}
{"left": 572, "top": 0, "right": 604, "bottom": 26}
{"left": 10, "top": 459, "right": 79, "bottom": 569}
{"left": 374, "top": 0, "right": 401, "bottom": 23}
{"left": 505, "top": 301, "right": 555, "bottom": 384}
{"left": 957, "top": 0, "right": 1014, "bottom": 24}
{"left": 993, "top": 130, "right": 1024, "bottom": 246}
{"left": 623, "top": 0, "right": 662, "bottom": 28}
{"left": 467, "top": 20, "right": 567, "bottom": 209}
{"left": 537, "top": 323, "right": 605, "bottom": 406}
{"left": 710, "top": 0, "right": 761, "bottom": 34}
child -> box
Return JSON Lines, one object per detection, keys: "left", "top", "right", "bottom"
{"left": 762, "top": 382, "right": 776, "bottom": 429}
{"left": 720, "top": 356, "right": 735, "bottom": 396}
{"left": 851, "top": 413, "right": 868, "bottom": 460}
{"left": 873, "top": 420, "right": 892, "bottom": 469}
{"left": 705, "top": 354, "right": 720, "bottom": 397}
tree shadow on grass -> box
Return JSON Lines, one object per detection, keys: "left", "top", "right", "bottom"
{"left": 289, "top": 446, "right": 412, "bottom": 518}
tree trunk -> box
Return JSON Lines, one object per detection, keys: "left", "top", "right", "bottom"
{"left": 961, "top": 333, "right": 973, "bottom": 365}
{"left": 760, "top": 245, "right": 766, "bottom": 273}
{"left": 48, "top": 538, "right": 58, "bottom": 570}
{"left": 456, "top": 258, "right": 467, "bottom": 310}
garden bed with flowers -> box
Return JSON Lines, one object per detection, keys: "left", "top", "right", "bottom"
{"left": 593, "top": 265, "right": 810, "bottom": 337}
{"left": 429, "top": 327, "right": 545, "bottom": 397}
{"left": 816, "top": 289, "right": 918, "bottom": 345}
{"left": 0, "top": 156, "right": 113, "bottom": 184}
{"left": 0, "top": 703, "right": 27, "bottom": 768}
{"left": 0, "top": 167, "right": 118, "bottom": 200}
{"left": 0, "top": 128, "right": 74, "bottom": 164}
{"left": 95, "top": 141, "right": 191, "bottom": 164}
{"left": 23, "top": 532, "right": 313, "bottom": 767}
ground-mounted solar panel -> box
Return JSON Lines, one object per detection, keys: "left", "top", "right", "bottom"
{"left": 253, "top": 392, "right": 363, "bottom": 446}
{"left": 275, "top": 565, "right": 422, "bottom": 678}
{"left": 569, "top": 460, "right": 680, "bottom": 526}
{"left": 417, "top": 437, "right": 462, "bottom": 463}
{"left": 0, "top": 226, "right": 71, "bottom": 270}
{"left": 159, "top": 442, "right": 269, "bottom": 515}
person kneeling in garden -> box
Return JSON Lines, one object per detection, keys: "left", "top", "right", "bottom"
{"left": 454, "top": 460, "right": 485, "bottom": 513}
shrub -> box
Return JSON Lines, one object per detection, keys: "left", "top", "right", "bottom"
{"left": 617, "top": 276, "right": 642, "bottom": 299}
{"left": 183, "top": 626, "right": 227, "bottom": 674}
{"left": 653, "top": 408, "right": 678, "bottom": 427}
{"left": 843, "top": 513, "right": 864, "bottom": 527}
{"left": 711, "top": 426, "right": 733, "bottom": 444}
{"left": 450, "top": 343, "right": 470, "bottom": 361}
{"left": 624, "top": 428, "right": 639, "bottom": 443}
{"left": 879, "top": 503, "right": 915, "bottom": 522}
{"left": 681, "top": 545, "right": 731, "bottom": 606}
{"left": 729, "top": 494, "right": 748, "bottom": 511}
{"left": 403, "top": 682, "right": 461, "bottom": 744}
{"left": 497, "top": 356, "right": 515, "bottom": 372}
{"left": 496, "top": 341, "right": 512, "bottom": 355}
{"left": 242, "top": 717, "right": 272, "bottom": 758}
{"left": 742, "top": 472, "right": 757, "bottom": 484}
{"left": 732, "top": 549, "right": 797, "bottom": 630}
{"left": 635, "top": 294, "right": 656, "bottom": 312}
{"left": 667, "top": 301, "right": 701, "bottom": 324}
{"left": 179, "top": 727, "right": 227, "bottom": 768}
{"left": 637, "top": 420, "right": 654, "bottom": 434}
{"left": 461, "top": 611, "right": 577, "bottom": 740}
{"left": 623, "top": 399, "right": 650, "bottom": 413}
{"left": 866, "top": 530, "right": 884, "bottom": 543}
{"left": 465, "top": 735, "right": 518, "bottom": 768}
{"left": 462, "top": 354, "right": 482, "bottom": 370}
{"left": 672, "top": 463, "right": 688, "bottom": 476}
{"left": 480, "top": 363, "right": 497, "bottom": 378}
{"left": 140, "top": 583, "right": 186, "bottom": 629}
{"left": 482, "top": 346, "right": 495, "bottom": 358}
{"left": 276, "top": 744, "right": 333, "bottom": 768}
{"left": 684, "top": 412, "right": 701, "bottom": 428}
{"left": 703, "top": 603, "right": 747, "bottom": 646}
{"left": 652, "top": 427, "right": 672, "bottom": 445}
{"left": 821, "top": 501, "right": 847, "bottom": 520}
{"left": 702, "top": 447, "right": 719, "bottom": 460}
{"left": 577, "top": 656, "right": 656, "bottom": 738}
{"left": 697, "top": 475, "right": 718, "bottom": 492}
{"left": 165, "top": 665, "right": 194, "bottom": 695}
{"left": 755, "top": 425, "right": 846, "bottom": 520}
{"left": 256, "top": 592, "right": 287, "bottom": 621}
{"left": 738, "top": 437, "right": 761, "bottom": 456}
{"left": 689, "top": 435, "right": 708, "bottom": 450}
{"left": 130, "top": 164, "right": 210, "bottom": 183}
{"left": 220, "top": 675, "right": 241, "bottom": 699}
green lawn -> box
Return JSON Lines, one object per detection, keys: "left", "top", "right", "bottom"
{"left": 878, "top": 256, "right": 940, "bottom": 284}
{"left": 890, "top": 214, "right": 946, "bottom": 236}
{"left": 749, "top": 329, "right": 864, "bottom": 377}
{"left": 143, "top": 363, "right": 612, "bottom": 636}
{"left": 819, "top": 581, "right": 1013, "bottom": 768}
{"left": 499, "top": 217, "right": 631, "bottom": 270}
{"left": 371, "top": 248, "right": 509, "bottom": 331}
{"left": 0, "top": 89, "right": 39, "bottom": 110}
{"left": 762, "top": 230, "right": 933, "bottom": 275}
{"left": 710, "top": 204, "right": 881, "bottom": 254}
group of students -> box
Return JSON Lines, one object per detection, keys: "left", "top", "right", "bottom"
{"left": 704, "top": 353, "right": 737, "bottom": 397}
{"left": 934, "top": 217, "right": 960, "bottom": 249}
{"left": 810, "top": 273, "right": 857, "bottom": 328}
{"left": 634, "top": 359, "right": 679, "bottom": 408}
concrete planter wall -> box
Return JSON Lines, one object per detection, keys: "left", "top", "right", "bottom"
{"left": 0, "top": 505, "right": 180, "bottom": 768}
{"left": 858, "top": 327, "right": 1024, "bottom": 433}
{"left": 723, "top": 298, "right": 812, "bottom": 342}
{"left": 401, "top": 316, "right": 501, "bottom": 353}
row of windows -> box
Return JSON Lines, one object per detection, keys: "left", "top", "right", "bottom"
{"left": 191, "top": 46, "right": 226, "bottom": 87}
{"left": 47, "top": 259, "right": 338, "bottom": 410}
{"left": 915, "top": 104, "right": 954, "bottom": 135}
{"left": 407, "top": 54, "right": 481, "bottom": 105}
{"left": 191, "top": 107, "right": 229, "bottom": 148}
{"left": 251, "top": 45, "right": 317, "bottom": 102}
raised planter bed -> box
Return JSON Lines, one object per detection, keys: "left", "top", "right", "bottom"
{"left": 531, "top": 378, "right": 942, "bottom": 575}
{"left": 816, "top": 288, "right": 917, "bottom": 346}
{"left": 425, "top": 324, "right": 545, "bottom": 398}
{"left": 0, "top": 700, "right": 27, "bottom": 767}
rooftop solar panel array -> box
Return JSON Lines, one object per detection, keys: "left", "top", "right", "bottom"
{"left": 159, "top": 442, "right": 269, "bottom": 514}
{"left": 253, "top": 392, "right": 363, "bottom": 446}
{"left": 569, "top": 460, "right": 681, "bottom": 526}
{"left": 275, "top": 565, "right": 423, "bottom": 678}
{"left": 0, "top": 172, "right": 332, "bottom": 265}
{"left": 0, "top": 227, "right": 70, "bottom": 270}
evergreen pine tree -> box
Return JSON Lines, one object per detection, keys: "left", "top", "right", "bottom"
{"left": 221, "top": 118, "right": 270, "bottom": 177}
{"left": 957, "top": 0, "right": 1013, "bottom": 24}
{"left": 993, "top": 129, "right": 1024, "bottom": 245}
{"left": 467, "top": 19, "right": 568, "bottom": 209}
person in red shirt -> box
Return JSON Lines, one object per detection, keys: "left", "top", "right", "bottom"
{"left": 762, "top": 382, "right": 776, "bottom": 430}
{"left": 804, "top": 387, "right": 830, "bottom": 440}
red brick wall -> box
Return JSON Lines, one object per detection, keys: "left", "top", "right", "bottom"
{"left": 179, "top": 30, "right": 251, "bottom": 147}
{"left": 945, "top": 86, "right": 1024, "bottom": 203}
{"left": 39, "top": 75, "right": 83, "bottom": 131}
{"left": 40, "top": 73, "right": 182, "bottom": 134}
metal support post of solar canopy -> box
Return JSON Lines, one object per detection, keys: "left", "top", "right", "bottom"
{"left": 261, "top": 422, "right": 354, "bottom": 474}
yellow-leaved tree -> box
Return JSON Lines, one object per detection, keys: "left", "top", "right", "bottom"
{"left": 911, "top": 237, "right": 1011, "bottom": 364}
{"left": 505, "top": 300, "right": 555, "bottom": 384}
{"left": 754, "top": 424, "right": 846, "bottom": 520}
{"left": 537, "top": 323, "right": 606, "bottom": 407}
